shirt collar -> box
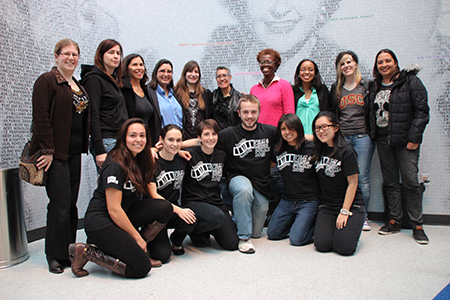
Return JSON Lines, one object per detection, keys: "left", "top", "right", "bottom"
{"left": 156, "top": 84, "right": 173, "bottom": 96}
{"left": 51, "top": 67, "right": 68, "bottom": 84}
{"left": 258, "top": 75, "right": 280, "bottom": 89}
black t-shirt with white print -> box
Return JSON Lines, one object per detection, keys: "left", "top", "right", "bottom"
{"left": 373, "top": 83, "right": 393, "bottom": 137}
{"left": 217, "top": 123, "right": 277, "bottom": 198}
{"left": 315, "top": 143, "right": 364, "bottom": 207}
{"left": 274, "top": 141, "right": 320, "bottom": 201}
{"left": 152, "top": 153, "right": 187, "bottom": 205}
{"left": 84, "top": 155, "right": 140, "bottom": 232}
{"left": 181, "top": 146, "right": 226, "bottom": 208}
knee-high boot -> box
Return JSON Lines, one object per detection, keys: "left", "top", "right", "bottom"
{"left": 140, "top": 221, "right": 166, "bottom": 268}
{"left": 68, "top": 243, "right": 126, "bottom": 277}
{"left": 140, "top": 220, "right": 166, "bottom": 242}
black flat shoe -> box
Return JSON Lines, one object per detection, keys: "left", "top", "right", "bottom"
{"left": 47, "top": 258, "right": 64, "bottom": 274}
{"left": 170, "top": 234, "right": 185, "bottom": 255}
{"left": 172, "top": 245, "right": 185, "bottom": 255}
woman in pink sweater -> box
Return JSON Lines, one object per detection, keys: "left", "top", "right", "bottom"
{"left": 250, "top": 49, "right": 295, "bottom": 126}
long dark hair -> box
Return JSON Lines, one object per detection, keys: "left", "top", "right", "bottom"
{"left": 293, "top": 59, "right": 324, "bottom": 91}
{"left": 372, "top": 48, "right": 400, "bottom": 89}
{"left": 175, "top": 60, "right": 206, "bottom": 110}
{"left": 94, "top": 39, "right": 123, "bottom": 87}
{"left": 109, "top": 118, "right": 154, "bottom": 196}
{"left": 274, "top": 114, "right": 305, "bottom": 152}
{"left": 312, "top": 111, "right": 347, "bottom": 161}
{"left": 148, "top": 59, "right": 174, "bottom": 89}
{"left": 122, "top": 53, "right": 149, "bottom": 83}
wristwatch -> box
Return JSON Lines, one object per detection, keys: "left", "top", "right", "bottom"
{"left": 340, "top": 208, "right": 353, "bottom": 216}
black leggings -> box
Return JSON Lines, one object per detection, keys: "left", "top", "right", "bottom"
{"left": 86, "top": 198, "right": 172, "bottom": 278}
{"left": 186, "top": 202, "right": 239, "bottom": 251}
{"left": 314, "top": 205, "right": 365, "bottom": 256}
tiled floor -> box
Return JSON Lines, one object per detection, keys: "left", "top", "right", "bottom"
{"left": 1, "top": 223, "right": 449, "bottom": 300}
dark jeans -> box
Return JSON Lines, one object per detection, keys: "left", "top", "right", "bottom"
{"left": 45, "top": 154, "right": 81, "bottom": 260}
{"left": 377, "top": 138, "right": 424, "bottom": 226}
{"left": 86, "top": 198, "right": 173, "bottom": 278}
{"left": 186, "top": 202, "right": 238, "bottom": 250}
{"left": 314, "top": 205, "right": 365, "bottom": 256}
{"left": 267, "top": 198, "right": 319, "bottom": 246}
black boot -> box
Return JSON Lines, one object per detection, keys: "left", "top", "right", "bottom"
{"left": 68, "top": 243, "right": 126, "bottom": 277}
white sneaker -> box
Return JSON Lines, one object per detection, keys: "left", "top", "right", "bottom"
{"left": 362, "top": 219, "right": 371, "bottom": 231}
{"left": 238, "top": 239, "right": 255, "bottom": 254}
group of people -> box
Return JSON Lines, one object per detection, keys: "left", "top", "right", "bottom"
{"left": 30, "top": 38, "right": 429, "bottom": 279}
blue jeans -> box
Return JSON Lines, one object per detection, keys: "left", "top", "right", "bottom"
{"left": 376, "top": 138, "right": 423, "bottom": 226}
{"left": 345, "top": 134, "right": 375, "bottom": 212}
{"left": 228, "top": 175, "right": 269, "bottom": 240}
{"left": 89, "top": 138, "right": 116, "bottom": 172}
{"left": 267, "top": 198, "right": 319, "bottom": 246}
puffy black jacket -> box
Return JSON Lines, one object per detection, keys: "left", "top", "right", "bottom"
{"left": 369, "top": 67, "right": 429, "bottom": 147}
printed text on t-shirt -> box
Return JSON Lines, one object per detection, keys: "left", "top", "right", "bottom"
{"left": 339, "top": 93, "right": 364, "bottom": 109}
{"left": 315, "top": 156, "right": 342, "bottom": 177}
{"left": 276, "top": 152, "right": 313, "bottom": 172}
{"left": 233, "top": 138, "right": 270, "bottom": 158}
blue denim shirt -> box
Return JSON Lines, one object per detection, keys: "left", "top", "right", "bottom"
{"left": 156, "top": 85, "right": 183, "bottom": 128}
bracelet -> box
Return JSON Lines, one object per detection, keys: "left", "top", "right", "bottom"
{"left": 340, "top": 208, "right": 353, "bottom": 216}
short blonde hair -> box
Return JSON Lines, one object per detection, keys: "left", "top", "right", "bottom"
{"left": 237, "top": 94, "right": 260, "bottom": 111}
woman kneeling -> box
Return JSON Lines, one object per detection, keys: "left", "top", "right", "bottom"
{"left": 312, "top": 111, "right": 365, "bottom": 255}
{"left": 69, "top": 118, "right": 173, "bottom": 278}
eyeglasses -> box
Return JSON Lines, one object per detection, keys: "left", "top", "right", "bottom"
{"left": 59, "top": 52, "right": 79, "bottom": 58}
{"left": 216, "top": 74, "right": 230, "bottom": 79}
{"left": 314, "top": 124, "right": 334, "bottom": 132}
{"left": 259, "top": 61, "right": 275, "bottom": 66}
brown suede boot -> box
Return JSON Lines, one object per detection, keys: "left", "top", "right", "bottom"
{"left": 140, "top": 221, "right": 166, "bottom": 243}
{"left": 150, "top": 258, "right": 162, "bottom": 268}
{"left": 140, "top": 221, "right": 166, "bottom": 267}
{"left": 68, "top": 243, "right": 126, "bottom": 277}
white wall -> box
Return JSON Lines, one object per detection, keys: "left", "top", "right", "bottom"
{"left": 1, "top": 0, "right": 449, "bottom": 231}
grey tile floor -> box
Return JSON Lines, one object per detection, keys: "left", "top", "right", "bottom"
{"left": 1, "top": 222, "right": 449, "bottom": 300}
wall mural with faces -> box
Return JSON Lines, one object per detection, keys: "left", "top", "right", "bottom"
{"left": 1, "top": 0, "right": 449, "bottom": 231}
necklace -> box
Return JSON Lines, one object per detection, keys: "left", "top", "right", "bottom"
{"left": 201, "top": 149, "right": 214, "bottom": 164}
{"left": 72, "top": 89, "right": 89, "bottom": 114}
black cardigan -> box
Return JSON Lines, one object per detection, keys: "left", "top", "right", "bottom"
{"left": 122, "top": 77, "right": 158, "bottom": 145}
{"left": 293, "top": 83, "right": 330, "bottom": 112}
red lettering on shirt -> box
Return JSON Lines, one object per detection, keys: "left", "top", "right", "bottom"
{"left": 339, "top": 93, "right": 364, "bottom": 109}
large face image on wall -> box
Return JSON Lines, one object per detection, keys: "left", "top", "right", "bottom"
{"left": 1, "top": 0, "right": 449, "bottom": 230}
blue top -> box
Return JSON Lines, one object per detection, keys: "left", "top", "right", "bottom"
{"left": 296, "top": 87, "right": 320, "bottom": 135}
{"left": 156, "top": 84, "right": 183, "bottom": 128}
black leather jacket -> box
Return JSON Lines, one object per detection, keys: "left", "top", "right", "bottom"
{"left": 212, "top": 84, "right": 243, "bottom": 130}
